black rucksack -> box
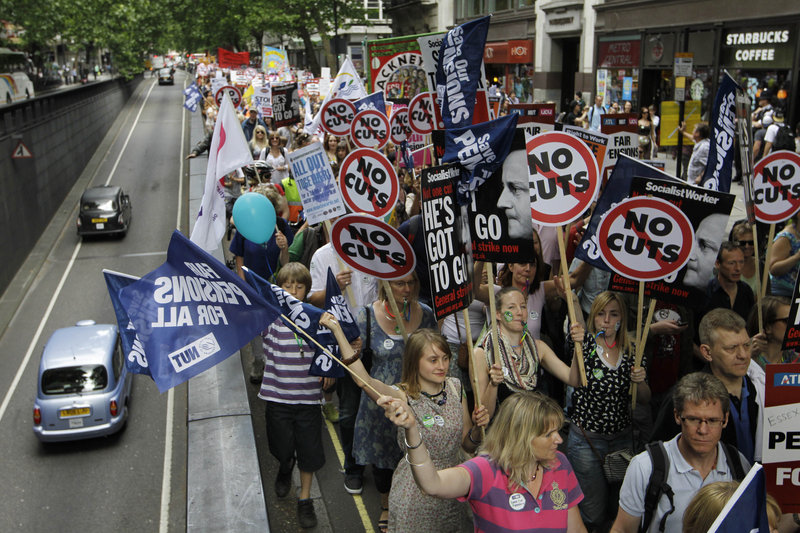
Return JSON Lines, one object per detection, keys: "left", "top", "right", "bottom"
{"left": 639, "top": 440, "right": 746, "bottom": 533}
{"left": 773, "top": 124, "right": 796, "bottom": 152}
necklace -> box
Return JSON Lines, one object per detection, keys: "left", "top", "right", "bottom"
{"left": 384, "top": 299, "right": 410, "bottom": 334}
{"left": 420, "top": 384, "right": 447, "bottom": 406}
{"left": 603, "top": 335, "right": 618, "bottom": 349}
{"left": 530, "top": 463, "right": 540, "bottom": 481}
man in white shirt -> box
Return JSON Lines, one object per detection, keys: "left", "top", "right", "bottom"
{"left": 679, "top": 122, "right": 710, "bottom": 185}
{"left": 587, "top": 95, "right": 608, "bottom": 131}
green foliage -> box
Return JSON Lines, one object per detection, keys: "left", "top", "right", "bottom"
{"left": 2, "top": 0, "right": 370, "bottom": 78}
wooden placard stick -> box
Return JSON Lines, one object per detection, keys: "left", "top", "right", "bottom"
{"left": 751, "top": 222, "right": 764, "bottom": 332}
{"left": 281, "top": 314, "right": 383, "bottom": 398}
{"left": 631, "top": 299, "right": 656, "bottom": 409}
{"left": 485, "top": 262, "right": 501, "bottom": 367}
{"left": 760, "top": 223, "right": 776, "bottom": 300}
{"left": 636, "top": 281, "right": 645, "bottom": 349}
{"left": 462, "top": 308, "right": 485, "bottom": 440}
{"left": 556, "top": 225, "right": 587, "bottom": 386}
{"left": 381, "top": 279, "right": 408, "bottom": 342}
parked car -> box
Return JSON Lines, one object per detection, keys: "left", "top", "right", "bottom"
{"left": 158, "top": 67, "right": 174, "bottom": 85}
{"left": 33, "top": 321, "right": 133, "bottom": 443}
{"left": 76, "top": 185, "right": 131, "bottom": 238}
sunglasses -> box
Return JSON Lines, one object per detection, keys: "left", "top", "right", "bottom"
{"left": 736, "top": 240, "right": 754, "bottom": 246}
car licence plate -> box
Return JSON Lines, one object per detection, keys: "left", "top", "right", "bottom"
{"left": 91, "top": 217, "right": 107, "bottom": 223}
{"left": 60, "top": 407, "right": 90, "bottom": 418}
{"left": 95, "top": 223, "right": 105, "bottom": 229}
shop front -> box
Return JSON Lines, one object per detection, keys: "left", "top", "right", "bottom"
{"left": 595, "top": 36, "right": 641, "bottom": 111}
{"left": 483, "top": 39, "right": 534, "bottom": 103}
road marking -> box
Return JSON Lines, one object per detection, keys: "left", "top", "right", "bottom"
{"left": 178, "top": 80, "right": 187, "bottom": 230}
{"left": 0, "top": 78, "right": 157, "bottom": 427}
{"left": 323, "top": 419, "right": 374, "bottom": 532}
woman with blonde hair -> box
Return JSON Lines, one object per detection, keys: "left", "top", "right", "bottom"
{"left": 250, "top": 125, "right": 269, "bottom": 159}
{"left": 565, "top": 290, "right": 649, "bottom": 531}
{"left": 322, "top": 322, "right": 489, "bottom": 533}
{"left": 683, "top": 481, "right": 782, "bottom": 533}
{"left": 378, "top": 390, "right": 587, "bottom": 532}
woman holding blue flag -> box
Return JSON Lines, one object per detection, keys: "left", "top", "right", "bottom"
{"left": 321, "top": 315, "right": 489, "bottom": 533}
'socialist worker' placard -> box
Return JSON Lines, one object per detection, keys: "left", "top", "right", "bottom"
{"left": 421, "top": 164, "right": 472, "bottom": 320}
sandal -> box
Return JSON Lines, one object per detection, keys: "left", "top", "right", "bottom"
{"left": 378, "top": 506, "right": 389, "bottom": 533}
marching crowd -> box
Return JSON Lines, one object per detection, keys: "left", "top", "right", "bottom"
{"left": 185, "top": 69, "right": 800, "bottom": 532}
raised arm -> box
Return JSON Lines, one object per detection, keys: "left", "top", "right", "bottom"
{"left": 378, "top": 396, "right": 472, "bottom": 498}
{"left": 474, "top": 346, "right": 502, "bottom": 418}
{"left": 320, "top": 313, "right": 401, "bottom": 402}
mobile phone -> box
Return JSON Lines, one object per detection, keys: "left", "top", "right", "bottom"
{"left": 677, "top": 320, "right": 688, "bottom": 327}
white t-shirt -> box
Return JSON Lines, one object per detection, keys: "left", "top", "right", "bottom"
{"left": 309, "top": 243, "right": 377, "bottom": 313}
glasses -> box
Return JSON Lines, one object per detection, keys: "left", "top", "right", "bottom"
{"left": 736, "top": 240, "right": 754, "bottom": 246}
{"left": 679, "top": 416, "right": 725, "bottom": 428}
{"left": 390, "top": 280, "right": 415, "bottom": 288}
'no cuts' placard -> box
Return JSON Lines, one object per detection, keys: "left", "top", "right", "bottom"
{"left": 408, "top": 92, "right": 437, "bottom": 135}
{"left": 526, "top": 131, "right": 600, "bottom": 226}
{"left": 339, "top": 149, "right": 399, "bottom": 218}
{"left": 597, "top": 196, "right": 694, "bottom": 282}
{"left": 753, "top": 150, "right": 800, "bottom": 223}
{"left": 321, "top": 98, "right": 356, "bottom": 136}
{"left": 330, "top": 214, "right": 415, "bottom": 279}
{"left": 390, "top": 108, "right": 411, "bottom": 145}
{"left": 421, "top": 165, "right": 472, "bottom": 319}
{"left": 351, "top": 109, "right": 390, "bottom": 150}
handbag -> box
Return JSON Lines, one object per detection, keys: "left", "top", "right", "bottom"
{"left": 576, "top": 424, "right": 634, "bottom": 484}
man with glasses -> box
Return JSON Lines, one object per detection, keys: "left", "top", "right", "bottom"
{"left": 650, "top": 309, "right": 764, "bottom": 464}
{"left": 611, "top": 372, "right": 749, "bottom": 533}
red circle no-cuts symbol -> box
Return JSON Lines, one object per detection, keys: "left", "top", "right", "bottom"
{"left": 351, "top": 109, "right": 390, "bottom": 150}
{"left": 215, "top": 85, "right": 242, "bottom": 107}
{"left": 597, "top": 196, "right": 693, "bottom": 281}
{"left": 321, "top": 98, "right": 356, "bottom": 136}
{"left": 752, "top": 150, "right": 800, "bottom": 223}
{"left": 389, "top": 108, "right": 410, "bottom": 145}
{"left": 339, "top": 149, "right": 399, "bottom": 218}
{"left": 330, "top": 214, "right": 415, "bottom": 279}
{"left": 527, "top": 131, "right": 600, "bottom": 226}
{"left": 408, "top": 92, "right": 436, "bottom": 135}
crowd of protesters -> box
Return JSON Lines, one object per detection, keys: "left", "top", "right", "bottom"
{"left": 185, "top": 64, "right": 800, "bottom": 532}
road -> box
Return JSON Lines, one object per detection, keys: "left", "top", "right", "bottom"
{"left": 0, "top": 73, "right": 188, "bottom": 532}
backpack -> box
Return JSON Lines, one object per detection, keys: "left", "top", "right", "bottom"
{"left": 773, "top": 124, "right": 796, "bottom": 152}
{"left": 640, "top": 440, "right": 745, "bottom": 533}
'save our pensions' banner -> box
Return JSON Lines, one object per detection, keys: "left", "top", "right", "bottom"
{"left": 104, "top": 270, "right": 150, "bottom": 377}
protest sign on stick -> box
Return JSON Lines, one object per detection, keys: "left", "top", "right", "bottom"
{"left": 286, "top": 141, "right": 346, "bottom": 225}
{"left": 339, "top": 149, "right": 399, "bottom": 218}
{"left": 271, "top": 83, "right": 300, "bottom": 127}
{"left": 321, "top": 98, "right": 356, "bottom": 136}
{"left": 761, "top": 362, "right": 800, "bottom": 513}
{"left": 420, "top": 164, "right": 472, "bottom": 320}
{"left": 351, "top": 109, "right": 390, "bottom": 150}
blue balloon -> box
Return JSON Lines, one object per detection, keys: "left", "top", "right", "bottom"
{"left": 232, "top": 192, "right": 276, "bottom": 244}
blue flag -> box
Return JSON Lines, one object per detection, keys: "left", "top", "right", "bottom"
{"left": 311, "top": 268, "right": 362, "bottom": 377}
{"left": 400, "top": 140, "right": 415, "bottom": 172}
{"left": 354, "top": 91, "right": 387, "bottom": 117}
{"left": 699, "top": 73, "right": 739, "bottom": 192}
{"left": 443, "top": 112, "right": 518, "bottom": 200}
{"left": 708, "top": 463, "right": 770, "bottom": 532}
{"left": 575, "top": 155, "right": 683, "bottom": 269}
{"left": 435, "top": 16, "right": 490, "bottom": 129}
{"left": 118, "top": 230, "right": 281, "bottom": 393}
{"left": 103, "top": 269, "right": 151, "bottom": 377}
{"left": 183, "top": 82, "right": 204, "bottom": 113}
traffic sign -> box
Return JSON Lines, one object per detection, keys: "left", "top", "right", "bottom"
{"left": 339, "top": 148, "right": 399, "bottom": 218}
{"left": 215, "top": 85, "right": 242, "bottom": 108}
{"left": 753, "top": 150, "right": 800, "bottom": 223}
{"left": 11, "top": 140, "right": 33, "bottom": 159}
{"left": 597, "top": 196, "right": 693, "bottom": 281}
{"left": 320, "top": 98, "right": 356, "bottom": 136}
{"left": 526, "top": 131, "right": 600, "bottom": 226}
{"left": 330, "top": 214, "right": 415, "bottom": 279}
{"left": 408, "top": 92, "right": 436, "bottom": 135}
{"left": 389, "top": 108, "right": 410, "bottom": 145}
{"left": 351, "top": 109, "right": 390, "bottom": 150}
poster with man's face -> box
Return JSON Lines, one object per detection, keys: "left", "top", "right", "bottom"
{"left": 468, "top": 131, "right": 536, "bottom": 264}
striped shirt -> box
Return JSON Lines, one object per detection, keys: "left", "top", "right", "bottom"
{"left": 457, "top": 453, "right": 583, "bottom": 532}
{"left": 257, "top": 320, "right": 321, "bottom": 405}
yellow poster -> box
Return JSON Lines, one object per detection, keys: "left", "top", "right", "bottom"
{"left": 660, "top": 100, "right": 702, "bottom": 146}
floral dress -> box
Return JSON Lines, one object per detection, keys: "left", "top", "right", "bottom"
{"left": 388, "top": 377, "right": 469, "bottom": 533}
{"left": 353, "top": 304, "right": 437, "bottom": 469}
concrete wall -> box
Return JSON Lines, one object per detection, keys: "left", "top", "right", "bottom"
{"left": 0, "top": 76, "right": 142, "bottom": 295}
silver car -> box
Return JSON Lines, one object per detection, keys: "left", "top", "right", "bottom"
{"left": 33, "top": 320, "right": 133, "bottom": 442}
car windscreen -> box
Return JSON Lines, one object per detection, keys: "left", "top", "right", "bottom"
{"left": 82, "top": 199, "right": 117, "bottom": 211}
{"left": 42, "top": 365, "right": 108, "bottom": 395}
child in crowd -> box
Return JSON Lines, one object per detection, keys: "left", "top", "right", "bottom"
{"left": 257, "top": 262, "right": 334, "bottom": 529}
